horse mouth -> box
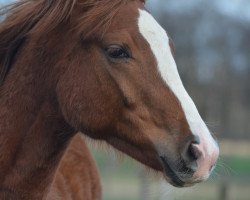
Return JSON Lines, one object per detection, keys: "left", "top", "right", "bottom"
{"left": 160, "top": 156, "right": 186, "bottom": 187}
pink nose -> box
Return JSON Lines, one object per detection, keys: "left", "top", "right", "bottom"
{"left": 182, "top": 136, "right": 219, "bottom": 178}
{"left": 192, "top": 143, "right": 218, "bottom": 167}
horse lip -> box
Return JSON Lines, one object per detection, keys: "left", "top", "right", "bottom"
{"left": 159, "top": 156, "right": 185, "bottom": 187}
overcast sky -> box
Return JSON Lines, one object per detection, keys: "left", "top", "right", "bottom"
{"left": 147, "top": 0, "right": 250, "bottom": 22}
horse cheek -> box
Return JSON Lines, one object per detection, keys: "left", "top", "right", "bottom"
{"left": 55, "top": 63, "right": 122, "bottom": 138}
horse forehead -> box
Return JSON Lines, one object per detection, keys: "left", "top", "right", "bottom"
{"left": 138, "top": 9, "right": 175, "bottom": 86}
{"left": 137, "top": 9, "right": 169, "bottom": 50}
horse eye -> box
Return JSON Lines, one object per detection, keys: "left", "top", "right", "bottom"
{"left": 105, "top": 45, "right": 130, "bottom": 59}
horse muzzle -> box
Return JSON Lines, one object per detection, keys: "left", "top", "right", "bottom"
{"left": 159, "top": 135, "right": 219, "bottom": 187}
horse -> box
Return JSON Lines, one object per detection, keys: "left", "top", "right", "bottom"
{"left": 0, "top": 0, "right": 219, "bottom": 199}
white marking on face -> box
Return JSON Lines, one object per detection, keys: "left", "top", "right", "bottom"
{"left": 138, "top": 9, "right": 218, "bottom": 157}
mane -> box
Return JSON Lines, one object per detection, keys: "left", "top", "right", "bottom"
{"left": 0, "top": 0, "right": 145, "bottom": 85}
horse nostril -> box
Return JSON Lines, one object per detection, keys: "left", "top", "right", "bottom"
{"left": 181, "top": 138, "right": 202, "bottom": 172}
{"left": 188, "top": 143, "right": 202, "bottom": 161}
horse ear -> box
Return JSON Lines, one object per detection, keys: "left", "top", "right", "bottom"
{"left": 0, "top": 2, "right": 40, "bottom": 84}
{"left": 0, "top": 35, "right": 25, "bottom": 85}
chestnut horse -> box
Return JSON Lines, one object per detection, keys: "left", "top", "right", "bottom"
{"left": 0, "top": 0, "right": 219, "bottom": 199}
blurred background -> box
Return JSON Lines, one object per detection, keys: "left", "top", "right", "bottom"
{"left": 1, "top": 0, "right": 250, "bottom": 199}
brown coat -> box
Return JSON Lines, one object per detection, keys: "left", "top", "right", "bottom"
{"left": 48, "top": 134, "right": 101, "bottom": 200}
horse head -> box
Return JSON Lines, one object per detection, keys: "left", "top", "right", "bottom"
{"left": 55, "top": 0, "right": 219, "bottom": 187}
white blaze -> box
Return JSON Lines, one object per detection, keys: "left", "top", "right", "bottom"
{"left": 138, "top": 9, "right": 217, "bottom": 156}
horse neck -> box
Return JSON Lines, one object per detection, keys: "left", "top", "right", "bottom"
{"left": 0, "top": 44, "right": 75, "bottom": 199}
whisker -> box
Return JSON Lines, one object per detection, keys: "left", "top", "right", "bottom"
{"left": 218, "top": 157, "right": 237, "bottom": 176}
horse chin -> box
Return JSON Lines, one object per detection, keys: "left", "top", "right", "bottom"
{"left": 163, "top": 176, "right": 198, "bottom": 188}
{"left": 160, "top": 156, "right": 206, "bottom": 188}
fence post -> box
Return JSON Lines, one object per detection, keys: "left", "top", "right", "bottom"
{"left": 139, "top": 170, "right": 151, "bottom": 200}
{"left": 220, "top": 179, "right": 231, "bottom": 200}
